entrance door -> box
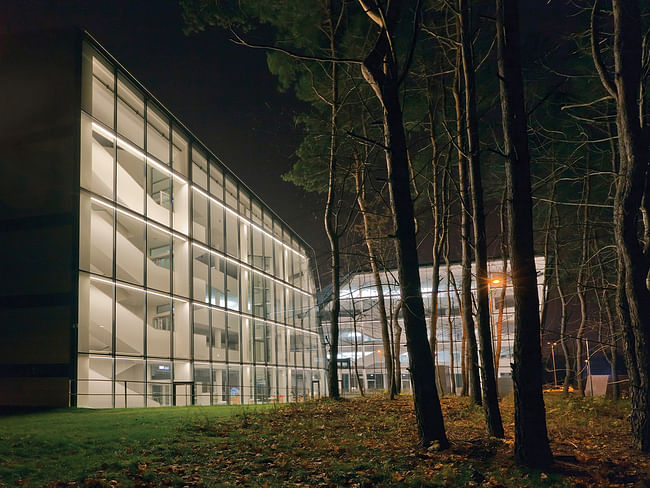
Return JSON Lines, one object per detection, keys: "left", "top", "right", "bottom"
{"left": 174, "top": 382, "right": 193, "bottom": 406}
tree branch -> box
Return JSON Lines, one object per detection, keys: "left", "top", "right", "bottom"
{"left": 590, "top": 0, "right": 617, "bottom": 99}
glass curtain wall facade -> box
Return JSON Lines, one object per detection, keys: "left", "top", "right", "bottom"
{"left": 321, "top": 257, "right": 544, "bottom": 396}
{"left": 76, "top": 40, "right": 324, "bottom": 407}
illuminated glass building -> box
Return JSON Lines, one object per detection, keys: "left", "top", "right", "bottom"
{"left": 320, "top": 258, "right": 545, "bottom": 396}
{"left": 0, "top": 30, "right": 325, "bottom": 408}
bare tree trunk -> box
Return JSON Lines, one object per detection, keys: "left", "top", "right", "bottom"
{"left": 459, "top": 0, "right": 502, "bottom": 436}
{"left": 354, "top": 159, "right": 396, "bottom": 398}
{"left": 324, "top": 6, "right": 342, "bottom": 401}
{"left": 445, "top": 241, "right": 457, "bottom": 395}
{"left": 495, "top": 0, "right": 552, "bottom": 467}
{"left": 393, "top": 299, "right": 403, "bottom": 395}
{"left": 591, "top": 0, "right": 650, "bottom": 451}
{"left": 359, "top": 0, "right": 448, "bottom": 448}
{"left": 453, "top": 54, "right": 481, "bottom": 406}
{"left": 427, "top": 85, "right": 446, "bottom": 395}
{"left": 349, "top": 288, "right": 365, "bottom": 397}
{"left": 575, "top": 169, "right": 591, "bottom": 397}
{"left": 552, "top": 200, "right": 572, "bottom": 396}
{"left": 494, "top": 188, "right": 508, "bottom": 381}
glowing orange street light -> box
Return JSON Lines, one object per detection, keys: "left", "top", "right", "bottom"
{"left": 491, "top": 278, "right": 501, "bottom": 285}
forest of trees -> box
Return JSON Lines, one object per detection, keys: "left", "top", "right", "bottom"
{"left": 180, "top": 0, "right": 650, "bottom": 466}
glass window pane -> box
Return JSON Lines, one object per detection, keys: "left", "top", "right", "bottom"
{"left": 192, "top": 189, "right": 208, "bottom": 243}
{"left": 79, "top": 194, "right": 114, "bottom": 277}
{"left": 192, "top": 148, "right": 208, "bottom": 189}
{"left": 146, "top": 104, "right": 170, "bottom": 163}
{"left": 277, "top": 327, "right": 287, "bottom": 366}
{"left": 116, "top": 211, "right": 145, "bottom": 285}
{"left": 81, "top": 355, "right": 113, "bottom": 408}
{"left": 225, "top": 176, "right": 237, "bottom": 209}
{"left": 275, "top": 284, "right": 285, "bottom": 324}
{"left": 241, "top": 268, "right": 251, "bottom": 315}
{"left": 242, "top": 365, "right": 253, "bottom": 404}
{"left": 147, "top": 294, "right": 171, "bottom": 358}
{"left": 252, "top": 272, "right": 264, "bottom": 318}
{"left": 82, "top": 45, "right": 114, "bottom": 128}
{"left": 147, "top": 225, "right": 171, "bottom": 293}
{"left": 83, "top": 277, "right": 113, "bottom": 354}
{"left": 267, "top": 324, "right": 276, "bottom": 365}
{"left": 241, "top": 318, "right": 252, "bottom": 364}
{"left": 173, "top": 299, "right": 190, "bottom": 359}
{"left": 173, "top": 179, "right": 189, "bottom": 235}
{"left": 148, "top": 360, "right": 172, "bottom": 406}
{"left": 147, "top": 165, "right": 171, "bottom": 226}
{"left": 80, "top": 114, "right": 114, "bottom": 199}
{"left": 228, "top": 366, "right": 241, "bottom": 404}
{"left": 115, "top": 285, "right": 144, "bottom": 356}
{"left": 212, "top": 309, "right": 226, "bottom": 362}
{"left": 251, "top": 227, "right": 263, "bottom": 271}
{"left": 117, "top": 75, "right": 144, "bottom": 147}
{"left": 263, "top": 233, "right": 273, "bottom": 274}
{"left": 210, "top": 201, "right": 224, "bottom": 252}
{"left": 226, "top": 261, "right": 239, "bottom": 311}
{"left": 264, "top": 278, "right": 274, "bottom": 321}
{"left": 274, "top": 241, "right": 283, "bottom": 281}
{"left": 115, "top": 358, "right": 145, "bottom": 407}
{"left": 174, "top": 360, "right": 192, "bottom": 382}
{"left": 253, "top": 321, "right": 266, "bottom": 364}
{"left": 173, "top": 236, "right": 189, "bottom": 298}
{"left": 226, "top": 212, "right": 239, "bottom": 258}
{"left": 192, "top": 246, "right": 209, "bottom": 303}
{"left": 210, "top": 254, "right": 225, "bottom": 307}
{"left": 227, "top": 314, "right": 240, "bottom": 363}
{"left": 172, "top": 129, "right": 189, "bottom": 176}
{"left": 193, "top": 305, "right": 210, "bottom": 360}
{"left": 252, "top": 200, "right": 262, "bottom": 225}
{"left": 194, "top": 362, "right": 211, "bottom": 405}
{"left": 209, "top": 163, "right": 223, "bottom": 199}
{"left": 240, "top": 222, "right": 250, "bottom": 264}
{"left": 213, "top": 365, "right": 227, "bottom": 404}
{"left": 116, "top": 141, "right": 145, "bottom": 214}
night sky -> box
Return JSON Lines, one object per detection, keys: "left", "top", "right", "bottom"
{"left": 1, "top": 0, "right": 327, "bottom": 272}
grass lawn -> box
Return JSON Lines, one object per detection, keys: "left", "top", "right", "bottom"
{"left": 0, "top": 394, "right": 648, "bottom": 487}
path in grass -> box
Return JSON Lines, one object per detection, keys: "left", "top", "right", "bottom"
{"left": 1, "top": 395, "right": 649, "bottom": 487}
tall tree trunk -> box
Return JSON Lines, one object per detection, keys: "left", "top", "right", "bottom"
{"left": 358, "top": 0, "right": 448, "bottom": 448}
{"left": 609, "top": 0, "right": 650, "bottom": 451}
{"left": 393, "top": 299, "right": 403, "bottom": 394}
{"left": 349, "top": 288, "right": 365, "bottom": 397}
{"left": 495, "top": 0, "right": 552, "bottom": 467}
{"left": 575, "top": 169, "right": 591, "bottom": 397}
{"left": 445, "top": 237, "right": 457, "bottom": 395}
{"left": 324, "top": 6, "right": 342, "bottom": 401}
{"left": 427, "top": 84, "right": 445, "bottom": 395}
{"left": 494, "top": 188, "right": 508, "bottom": 381}
{"left": 594, "top": 233, "right": 620, "bottom": 400}
{"left": 354, "top": 160, "right": 396, "bottom": 398}
{"left": 552, "top": 196, "right": 572, "bottom": 396}
{"left": 459, "top": 0, "right": 502, "bottom": 436}
{"left": 592, "top": 0, "right": 650, "bottom": 450}
{"left": 453, "top": 54, "right": 482, "bottom": 406}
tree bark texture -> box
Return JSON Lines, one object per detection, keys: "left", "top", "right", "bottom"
{"left": 608, "top": 0, "right": 650, "bottom": 452}
{"left": 459, "top": 0, "right": 503, "bottom": 436}
{"left": 358, "top": 0, "right": 448, "bottom": 448}
{"left": 453, "top": 58, "right": 481, "bottom": 405}
{"left": 325, "top": 18, "right": 341, "bottom": 399}
{"left": 354, "top": 162, "right": 396, "bottom": 398}
{"left": 496, "top": 0, "right": 553, "bottom": 467}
